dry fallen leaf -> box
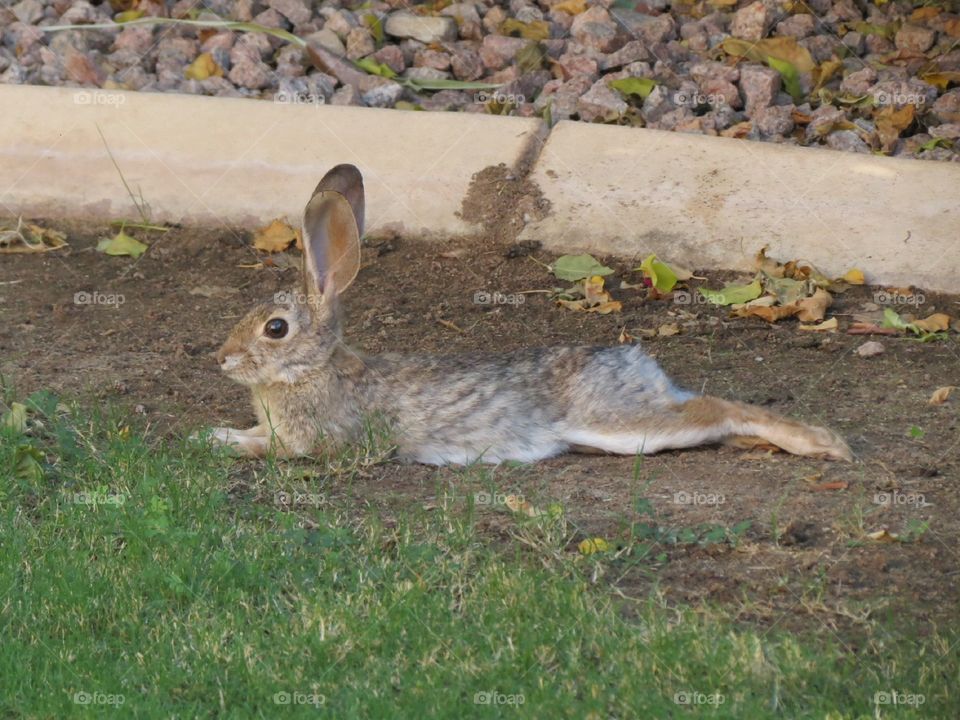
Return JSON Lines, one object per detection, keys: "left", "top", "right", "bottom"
{"left": 734, "top": 303, "right": 800, "bottom": 323}
{"left": 557, "top": 275, "right": 622, "bottom": 314}
{"left": 618, "top": 327, "right": 634, "bottom": 344}
{"left": 755, "top": 246, "right": 784, "bottom": 277}
{"left": 657, "top": 323, "right": 680, "bottom": 337}
{"left": 913, "top": 313, "right": 951, "bottom": 333}
{"left": 876, "top": 104, "right": 915, "bottom": 153}
{"left": 866, "top": 529, "right": 900, "bottom": 543}
{"left": 809, "top": 480, "right": 849, "bottom": 492}
{"left": 253, "top": 218, "right": 301, "bottom": 253}
{"left": 929, "top": 386, "right": 956, "bottom": 405}
{"left": 796, "top": 288, "right": 833, "bottom": 322}
{"left": 798, "top": 317, "right": 838, "bottom": 332}
{"left": 553, "top": 0, "right": 587, "bottom": 14}
{"left": 0, "top": 220, "right": 68, "bottom": 253}
{"left": 504, "top": 494, "right": 543, "bottom": 518}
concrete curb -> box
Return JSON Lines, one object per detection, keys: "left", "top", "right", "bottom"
{"left": 522, "top": 121, "right": 960, "bottom": 292}
{"left": 0, "top": 85, "right": 546, "bottom": 239}
{"left": 1, "top": 84, "right": 957, "bottom": 291}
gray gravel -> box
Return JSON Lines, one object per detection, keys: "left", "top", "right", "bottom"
{"left": 2, "top": 0, "right": 958, "bottom": 161}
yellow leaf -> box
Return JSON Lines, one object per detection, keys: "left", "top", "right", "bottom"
{"left": 657, "top": 323, "right": 680, "bottom": 336}
{"left": 866, "top": 529, "right": 899, "bottom": 543}
{"left": 115, "top": 9, "right": 145, "bottom": 22}
{"left": 929, "top": 386, "right": 956, "bottom": 405}
{"left": 913, "top": 313, "right": 951, "bottom": 332}
{"left": 798, "top": 317, "right": 838, "bottom": 332}
{"left": 920, "top": 72, "right": 960, "bottom": 91}
{"left": 721, "top": 37, "right": 815, "bottom": 73}
{"left": 578, "top": 538, "right": 610, "bottom": 555}
{"left": 553, "top": 0, "right": 587, "bottom": 14}
{"left": 184, "top": 52, "right": 223, "bottom": 81}
{"left": 499, "top": 18, "right": 551, "bottom": 40}
{"left": 2, "top": 402, "right": 28, "bottom": 433}
{"left": 842, "top": 268, "right": 865, "bottom": 285}
{"left": 253, "top": 218, "right": 301, "bottom": 253}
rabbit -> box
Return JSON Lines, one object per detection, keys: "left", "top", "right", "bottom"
{"left": 208, "top": 164, "right": 853, "bottom": 465}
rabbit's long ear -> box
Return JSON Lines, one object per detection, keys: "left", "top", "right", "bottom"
{"left": 310, "top": 164, "right": 364, "bottom": 236}
{"left": 302, "top": 165, "right": 363, "bottom": 300}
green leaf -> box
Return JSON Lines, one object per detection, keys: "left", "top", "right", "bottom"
{"left": 115, "top": 9, "right": 145, "bottom": 22}
{"left": 353, "top": 57, "right": 397, "bottom": 78}
{"left": 97, "top": 230, "right": 148, "bottom": 258}
{"left": 608, "top": 77, "right": 657, "bottom": 99}
{"left": 919, "top": 137, "right": 951, "bottom": 151}
{"left": 14, "top": 445, "right": 44, "bottom": 482}
{"left": 698, "top": 279, "right": 763, "bottom": 306}
{"left": 761, "top": 273, "right": 808, "bottom": 305}
{"left": 881, "top": 307, "right": 916, "bottom": 332}
{"left": 516, "top": 42, "right": 548, "bottom": 73}
{"left": 362, "top": 13, "right": 384, "bottom": 45}
{"left": 2, "top": 402, "right": 28, "bottom": 433}
{"left": 41, "top": 18, "right": 307, "bottom": 48}
{"left": 766, "top": 56, "right": 803, "bottom": 102}
{"left": 551, "top": 254, "right": 614, "bottom": 282}
{"left": 638, "top": 254, "right": 678, "bottom": 293}
{"left": 403, "top": 78, "right": 503, "bottom": 91}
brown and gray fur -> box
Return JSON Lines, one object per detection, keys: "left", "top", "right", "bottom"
{"left": 209, "top": 165, "right": 853, "bottom": 465}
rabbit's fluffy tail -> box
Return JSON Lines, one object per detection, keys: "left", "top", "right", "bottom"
{"left": 564, "top": 396, "right": 853, "bottom": 461}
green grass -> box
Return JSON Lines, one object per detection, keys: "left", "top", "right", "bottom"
{"left": 1, "top": 390, "right": 957, "bottom": 718}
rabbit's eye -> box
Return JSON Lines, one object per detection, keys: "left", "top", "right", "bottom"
{"left": 264, "top": 318, "right": 288, "bottom": 339}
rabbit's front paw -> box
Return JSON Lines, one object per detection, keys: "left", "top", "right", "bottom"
{"left": 203, "top": 427, "right": 269, "bottom": 457}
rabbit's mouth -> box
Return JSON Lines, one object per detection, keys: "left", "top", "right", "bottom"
{"left": 219, "top": 353, "right": 259, "bottom": 384}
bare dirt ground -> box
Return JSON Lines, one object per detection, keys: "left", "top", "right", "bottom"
{"left": 2, "top": 214, "right": 958, "bottom": 642}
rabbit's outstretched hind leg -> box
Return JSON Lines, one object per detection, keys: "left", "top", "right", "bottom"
{"left": 564, "top": 396, "right": 853, "bottom": 461}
